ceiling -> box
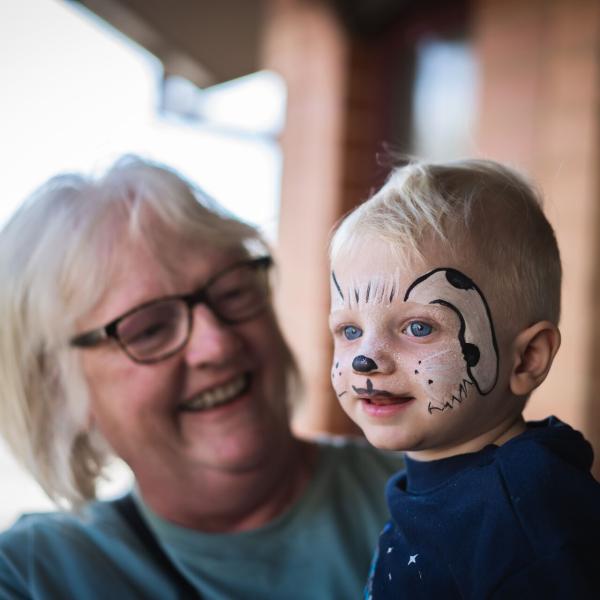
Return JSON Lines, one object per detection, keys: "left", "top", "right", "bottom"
{"left": 69, "top": 0, "right": 411, "bottom": 88}
{"left": 69, "top": 0, "right": 266, "bottom": 87}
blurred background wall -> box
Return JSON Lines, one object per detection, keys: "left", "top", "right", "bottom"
{"left": 3, "top": 0, "right": 599, "bottom": 517}
{"left": 260, "top": 0, "right": 600, "bottom": 481}
{"left": 63, "top": 0, "right": 600, "bottom": 478}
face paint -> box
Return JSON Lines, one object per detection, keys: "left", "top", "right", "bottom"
{"left": 329, "top": 242, "right": 505, "bottom": 456}
{"left": 330, "top": 267, "right": 480, "bottom": 412}
{"left": 330, "top": 269, "right": 405, "bottom": 312}
{"left": 404, "top": 268, "right": 498, "bottom": 396}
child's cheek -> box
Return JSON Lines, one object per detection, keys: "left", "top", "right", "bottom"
{"left": 330, "top": 356, "right": 342, "bottom": 387}
{"left": 410, "top": 338, "right": 474, "bottom": 413}
{"left": 330, "top": 346, "right": 352, "bottom": 400}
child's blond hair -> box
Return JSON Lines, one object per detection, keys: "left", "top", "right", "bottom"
{"left": 330, "top": 159, "right": 561, "bottom": 329}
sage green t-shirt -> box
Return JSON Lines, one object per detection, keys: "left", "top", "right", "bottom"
{"left": 0, "top": 440, "right": 403, "bottom": 599}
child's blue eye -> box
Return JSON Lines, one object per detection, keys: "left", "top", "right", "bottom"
{"left": 406, "top": 321, "right": 433, "bottom": 337}
{"left": 343, "top": 326, "right": 362, "bottom": 340}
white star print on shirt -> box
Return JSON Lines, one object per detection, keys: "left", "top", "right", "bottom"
{"left": 407, "top": 554, "right": 419, "bottom": 565}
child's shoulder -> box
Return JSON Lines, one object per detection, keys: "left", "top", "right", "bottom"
{"left": 374, "top": 417, "right": 600, "bottom": 599}
{"left": 494, "top": 416, "right": 600, "bottom": 536}
{"left": 498, "top": 416, "right": 596, "bottom": 486}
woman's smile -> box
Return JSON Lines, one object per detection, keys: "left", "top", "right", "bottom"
{"left": 179, "top": 372, "right": 251, "bottom": 412}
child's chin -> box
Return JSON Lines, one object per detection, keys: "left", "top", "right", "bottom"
{"left": 363, "top": 428, "right": 408, "bottom": 451}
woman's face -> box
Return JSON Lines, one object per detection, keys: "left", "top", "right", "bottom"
{"left": 78, "top": 234, "right": 291, "bottom": 490}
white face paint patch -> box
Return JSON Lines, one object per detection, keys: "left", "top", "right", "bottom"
{"left": 413, "top": 346, "right": 475, "bottom": 413}
{"left": 404, "top": 268, "right": 499, "bottom": 396}
{"left": 330, "top": 266, "right": 498, "bottom": 412}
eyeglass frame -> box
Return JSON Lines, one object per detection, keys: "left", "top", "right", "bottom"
{"left": 69, "top": 255, "right": 273, "bottom": 364}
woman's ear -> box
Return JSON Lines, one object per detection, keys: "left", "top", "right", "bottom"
{"left": 510, "top": 321, "right": 561, "bottom": 396}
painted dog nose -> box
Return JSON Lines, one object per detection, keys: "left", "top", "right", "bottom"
{"left": 352, "top": 355, "right": 378, "bottom": 372}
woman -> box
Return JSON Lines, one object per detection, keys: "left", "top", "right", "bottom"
{"left": 0, "top": 156, "right": 402, "bottom": 599}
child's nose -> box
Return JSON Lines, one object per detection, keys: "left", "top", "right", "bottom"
{"left": 352, "top": 355, "right": 378, "bottom": 372}
{"left": 352, "top": 353, "right": 397, "bottom": 375}
{"left": 351, "top": 331, "right": 397, "bottom": 375}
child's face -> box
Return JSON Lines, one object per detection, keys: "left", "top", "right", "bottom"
{"left": 329, "top": 238, "right": 517, "bottom": 459}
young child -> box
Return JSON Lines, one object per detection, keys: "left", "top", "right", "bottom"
{"left": 328, "top": 159, "right": 600, "bottom": 599}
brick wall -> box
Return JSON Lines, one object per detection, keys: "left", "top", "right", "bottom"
{"left": 264, "top": 0, "right": 600, "bottom": 472}
{"left": 474, "top": 0, "right": 600, "bottom": 477}
{"left": 261, "top": 0, "right": 392, "bottom": 434}
{"left": 261, "top": 0, "right": 354, "bottom": 434}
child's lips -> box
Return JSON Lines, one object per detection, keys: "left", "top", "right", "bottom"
{"left": 351, "top": 382, "right": 414, "bottom": 405}
{"left": 363, "top": 394, "right": 415, "bottom": 406}
{"left": 360, "top": 394, "right": 415, "bottom": 417}
{"left": 351, "top": 379, "right": 415, "bottom": 415}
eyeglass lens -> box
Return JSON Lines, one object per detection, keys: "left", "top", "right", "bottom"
{"left": 115, "top": 261, "right": 269, "bottom": 361}
{"left": 117, "top": 301, "right": 188, "bottom": 360}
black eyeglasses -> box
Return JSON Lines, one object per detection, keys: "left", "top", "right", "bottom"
{"left": 70, "top": 256, "right": 272, "bottom": 364}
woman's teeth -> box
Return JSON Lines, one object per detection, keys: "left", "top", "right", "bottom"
{"left": 182, "top": 375, "right": 248, "bottom": 411}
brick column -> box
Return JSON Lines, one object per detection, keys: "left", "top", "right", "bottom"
{"left": 261, "top": 0, "right": 387, "bottom": 435}
{"left": 474, "top": 0, "right": 600, "bottom": 477}
{"left": 261, "top": 0, "right": 353, "bottom": 434}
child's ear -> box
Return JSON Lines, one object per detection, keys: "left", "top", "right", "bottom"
{"left": 510, "top": 321, "right": 561, "bottom": 396}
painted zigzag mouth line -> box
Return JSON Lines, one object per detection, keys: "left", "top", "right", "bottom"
{"left": 428, "top": 378, "right": 474, "bottom": 414}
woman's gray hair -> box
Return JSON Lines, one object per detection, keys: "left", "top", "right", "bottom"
{"left": 0, "top": 156, "right": 273, "bottom": 509}
{"left": 331, "top": 158, "right": 562, "bottom": 329}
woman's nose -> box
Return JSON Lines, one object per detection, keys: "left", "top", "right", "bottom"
{"left": 184, "top": 304, "right": 242, "bottom": 367}
{"left": 352, "top": 355, "right": 378, "bottom": 373}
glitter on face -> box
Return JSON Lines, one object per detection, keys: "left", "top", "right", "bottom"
{"left": 328, "top": 241, "right": 501, "bottom": 455}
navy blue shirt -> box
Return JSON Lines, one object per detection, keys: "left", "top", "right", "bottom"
{"left": 367, "top": 417, "right": 600, "bottom": 599}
